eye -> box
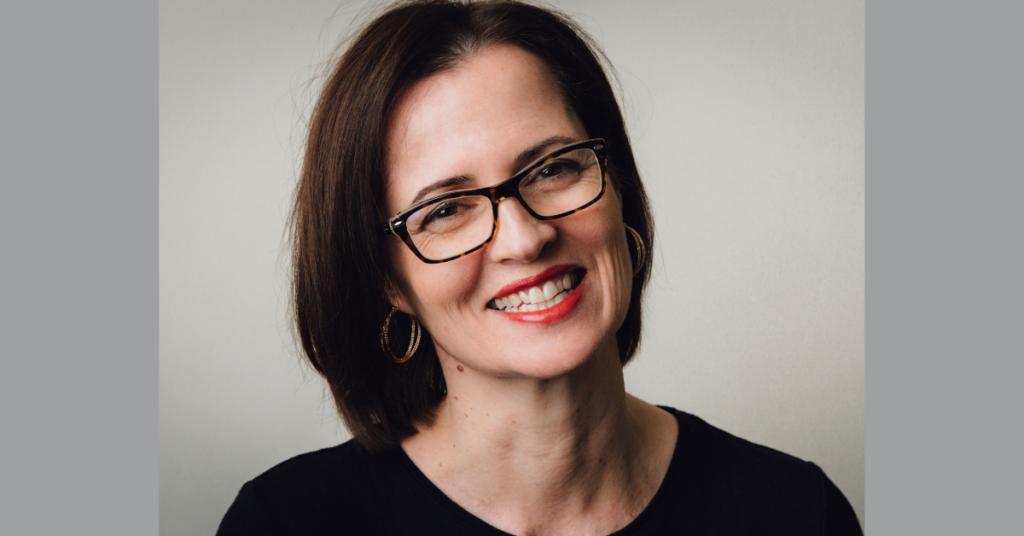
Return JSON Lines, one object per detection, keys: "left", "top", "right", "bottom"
{"left": 423, "top": 200, "right": 464, "bottom": 224}
{"left": 538, "top": 160, "right": 581, "bottom": 179}
{"left": 521, "top": 157, "right": 586, "bottom": 191}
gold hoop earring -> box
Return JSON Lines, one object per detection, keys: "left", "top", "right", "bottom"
{"left": 624, "top": 224, "right": 646, "bottom": 278}
{"left": 381, "top": 307, "right": 422, "bottom": 363}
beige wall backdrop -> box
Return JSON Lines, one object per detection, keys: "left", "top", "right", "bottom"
{"left": 160, "top": 1, "right": 864, "bottom": 534}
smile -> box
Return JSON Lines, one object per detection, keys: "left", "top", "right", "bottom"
{"left": 488, "top": 270, "right": 582, "bottom": 312}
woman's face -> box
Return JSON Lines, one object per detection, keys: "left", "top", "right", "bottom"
{"left": 385, "top": 45, "right": 633, "bottom": 379}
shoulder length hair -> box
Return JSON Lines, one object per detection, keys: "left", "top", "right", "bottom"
{"left": 291, "top": 0, "right": 654, "bottom": 451}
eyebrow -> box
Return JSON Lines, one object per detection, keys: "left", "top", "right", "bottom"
{"left": 408, "top": 175, "right": 474, "bottom": 207}
{"left": 512, "top": 135, "right": 580, "bottom": 173}
{"left": 406, "top": 135, "right": 580, "bottom": 208}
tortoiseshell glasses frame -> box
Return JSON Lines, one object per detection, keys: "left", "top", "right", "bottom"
{"left": 379, "top": 138, "right": 608, "bottom": 264}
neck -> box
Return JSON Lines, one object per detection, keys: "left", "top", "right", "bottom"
{"left": 402, "top": 339, "right": 675, "bottom": 535}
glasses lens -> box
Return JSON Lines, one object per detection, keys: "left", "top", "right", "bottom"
{"left": 405, "top": 194, "right": 493, "bottom": 261}
{"left": 519, "top": 148, "right": 603, "bottom": 217}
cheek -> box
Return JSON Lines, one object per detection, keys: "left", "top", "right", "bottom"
{"left": 391, "top": 245, "right": 483, "bottom": 332}
{"left": 606, "top": 228, "right": 633, "bottom": 303}
{"left": 588, "top": 207, "right": 633, "bottom": 319}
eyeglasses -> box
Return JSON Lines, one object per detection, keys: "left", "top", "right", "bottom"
{"left": 380, "top": 138, "right": 608, "bottom": 263}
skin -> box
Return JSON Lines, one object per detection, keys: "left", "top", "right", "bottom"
{"left": 385, "top": 45, "right": 677, "bottom": 536}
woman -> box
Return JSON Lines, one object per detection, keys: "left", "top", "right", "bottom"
{"left": 219, "top": 1, "right": 861, "bottom": 534}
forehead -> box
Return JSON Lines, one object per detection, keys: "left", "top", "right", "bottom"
{"left": 385, "top": 45, "right": 585, "bottom": 213}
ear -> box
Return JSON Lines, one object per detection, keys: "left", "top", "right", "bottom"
{"left": 384, "top": 278, "right": 415, "bottom": 316}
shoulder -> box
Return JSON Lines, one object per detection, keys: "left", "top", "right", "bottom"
{"left": 249, "top": 439, "right": 382, "bottom": 494}
{"left": 659, "top": 407, "right": 861, "bottom": 534}
{"left": 671, "top": 407, "right": 820, "bottom": 481}
{"left": 217, "top": 439, "right": 406, "bottom": 536}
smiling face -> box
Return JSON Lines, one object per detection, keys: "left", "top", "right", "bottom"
{"left": 385, "top": 45, "right": 634, "bottom": 379}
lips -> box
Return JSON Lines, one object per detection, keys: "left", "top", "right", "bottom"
{"left": 488, "top": 270, "right": 580, "bottom": 312}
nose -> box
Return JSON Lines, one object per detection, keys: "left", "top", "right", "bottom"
{"left": 486, "top": 198, "right": 557, "bottom": 263}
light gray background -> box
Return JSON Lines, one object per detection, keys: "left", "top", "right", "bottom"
{"left": 160, "top": 1, "right": 864, "bottom": 534}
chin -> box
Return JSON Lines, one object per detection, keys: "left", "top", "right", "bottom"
{"left": 501, "top": 340, "right": 605, "bottom": 380}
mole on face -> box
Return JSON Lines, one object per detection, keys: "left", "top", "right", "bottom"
{"left": 457, "top": 365, "right": 464, "bottom": 372}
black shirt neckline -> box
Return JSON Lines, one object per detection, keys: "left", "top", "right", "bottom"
{"left": 391, "top": 406, "right": 688, "bottom": 536}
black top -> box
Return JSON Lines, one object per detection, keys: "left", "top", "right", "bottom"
{"left": 217, "top": 408, "right": 862, "bottom": 535}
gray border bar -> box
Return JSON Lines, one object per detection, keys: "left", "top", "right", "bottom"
{"left": 0, "top": 1, "right": 158, "bottom": 534}
{"left": 867, "top": 0, "right": 1023, "bottom": 533}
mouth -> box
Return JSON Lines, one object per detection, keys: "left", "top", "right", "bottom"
{"left": 487, "top": 268, "right": 585, "bottom": 313}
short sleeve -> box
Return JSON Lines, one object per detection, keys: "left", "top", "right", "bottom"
{"left": 216, "top": 481, "right": 282, "bottom": 536}
{"left": 814, "top": 465, "right": 862, "bottom": 536}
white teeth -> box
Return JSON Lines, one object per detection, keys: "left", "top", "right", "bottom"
{"left": 490, "top": 271, "right": 582, "bottom": 312}
{"left": 543, "top": 281, "right": 558, "bottom": 300}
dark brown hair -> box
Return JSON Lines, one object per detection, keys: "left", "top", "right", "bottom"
{"left": 291, "top": 0, "right": 654, "bottom": 451}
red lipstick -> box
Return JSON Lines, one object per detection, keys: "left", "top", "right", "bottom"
{"left": 494, "top": 272, "right": 586, "bottom": 324}
{"left": 491, "top": 264, "right": 578, "bottom": 301}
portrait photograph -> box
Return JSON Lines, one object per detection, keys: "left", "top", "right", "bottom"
{"left": 159, "top": 1, "right": 864, "bottom": 534}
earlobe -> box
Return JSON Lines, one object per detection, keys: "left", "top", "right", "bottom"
{"left": 390, "top": 298, "right": 414, "bottom": 316}
{"left": 384, "top": 278, "right": 414, "bottom": 316}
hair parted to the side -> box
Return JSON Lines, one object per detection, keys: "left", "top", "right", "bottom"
{"left": 291, "top": 0, "right": 654, "bottom": 451}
